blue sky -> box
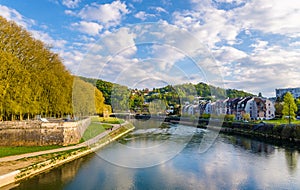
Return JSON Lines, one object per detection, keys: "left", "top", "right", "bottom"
{"left": 1, "top": 0, "right": 300, "bottom": 97}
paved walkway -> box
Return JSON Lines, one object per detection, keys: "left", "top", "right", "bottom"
{"left": 0, "top": 122, "right": 125, "bottom": 162}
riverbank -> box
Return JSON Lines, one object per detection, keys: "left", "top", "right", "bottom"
{"left": 165, "top": 117, "right": 300, "bottom": 147}
{"left": 0, "top": 122, "right": 135, "bottom": 188}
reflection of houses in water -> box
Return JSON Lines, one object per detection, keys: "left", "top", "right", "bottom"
{"left": 232, "top": 137, "right": 275, "bottom": 156}
{"left": 250, "top": 141, "right": 275, "bottom": 155}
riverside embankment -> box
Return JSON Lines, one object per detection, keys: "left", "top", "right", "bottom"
{"left": 165, "top": 116, "right": 300, "bottom": 146}
{"left": 0, "top": 122, "right": 135, "bottom": 188}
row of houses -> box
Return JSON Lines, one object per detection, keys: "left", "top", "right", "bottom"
{"left": 182, "top": 97, "right": 275, "bottom": 120}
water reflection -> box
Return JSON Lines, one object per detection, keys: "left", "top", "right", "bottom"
{"left": 226, "top": 135, "right": 275, "bottom": 156}
{"left": 285, "top": 150, "right": 299, "bottom": 175}
{"left": 10, "top": 125, "right": 300, "bottom": 189}
{"left": 11, "top": 155, "right": 93, "bottom": 190}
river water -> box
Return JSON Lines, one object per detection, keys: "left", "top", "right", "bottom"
{"left": 10, "top": 120, "right": 300, "bottom": 190}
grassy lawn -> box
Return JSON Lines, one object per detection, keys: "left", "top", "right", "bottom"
{"left": 92, "top": 116, "right": 125, "bottom": 124}
{"left": 263, "top": 119, "right": 300, "bottom": 125}
{"left": 81, "top": 123, "right": 105, "bottom": 142}
{"left": 80, "top": 122, "right": 113, "bottom": 142}
{"left": 0, "top": 145, "right": 63, "bottom": 158}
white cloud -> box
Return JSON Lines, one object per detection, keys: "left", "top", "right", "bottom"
{"left": 250, "top": 40, "right": 269, "bottom": 51}
{"left": 101, "top": 27, "right": 137, "bottom": 56}
{"left": 30, "top": 30, "right": 67, "bottom": 51}
{"left": 290, "top": 41, "right": 300, "bottom": 47}
{"left": 233, "top": 0, "right": 300, "bottom": 37}
{"left": 151, "top": 44, "right": 186, "bottom": 70}
{"left": 220, "top": 44, "right": 300, "bottom": 97}
{"left": 78, "top": 1, "right": 129, "bottom": 28}
{"left": 134, "top": 11, "right": 155, "bottom": 21}
{"left": 214, "top": 0, "right": 244, "bottom": 4}
{"left": 71, "top": 21, "right": 103, "bottom": 36}
{"left": 0, "top": 5, "right": 66, "bottom": 52}
{"left": 0, "top": 5, "right": 35, "bottom": 28}
{"left": 64, "top": 10, "right": 76, "bottom": 16}
{"left": 169, "top": 0, "right": 300, "bottom": 96}
{"left": 62, "top": 0, "right": 81, "bottom": 8}
{"left": 172, "top": 8, "right": 240, "bottom": 47}
{"left": 213, "top": 46, "right": 248, "bottom": 64}
{"left": 174, "top": 0, "right": 300, "bottom": 47}
{"left": 59, "top": 50, "right": 84, "bottom": 67}
{"left": 150, "top": 7, "right": 168, "bottom": 14}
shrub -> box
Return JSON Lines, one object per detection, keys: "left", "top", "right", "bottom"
{"left": 225, "top": 114, "right": 235, "bottom": 121}
{"left": 201, "top": 113, "right": 211, "bottom": 120}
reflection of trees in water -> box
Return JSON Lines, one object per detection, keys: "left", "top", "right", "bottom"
{"left": 285, "top": 150, "right": 299, "bottom": 175}
{"left": 229, "top": 136, "right": 275, "bottom": 156}
{"left": 13, "top": 155, "right": 93, "bottom": 190}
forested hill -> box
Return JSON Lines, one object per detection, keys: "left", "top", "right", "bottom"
{"left": 0, "top": 16, "right": 108, "bottom": 121}
{"left": 79, "top": 76, "right": 127, "bottom": 106}
{"left": 79, "top": 76, "right": 254, "bottom": 109}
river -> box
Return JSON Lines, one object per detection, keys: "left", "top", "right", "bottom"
{"left": 10, "top": 120, "right": 300, "bottom": 189}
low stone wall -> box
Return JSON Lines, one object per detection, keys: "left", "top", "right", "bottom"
{"left": 0, "top": 117, "right": 91, "bottom": 146}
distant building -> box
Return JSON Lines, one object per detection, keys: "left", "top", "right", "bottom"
{"left": 276, "top": 88, "right": 300, "bottom": 99}
{"left": 182, "top": 96, "right": 275, "bottom": 121}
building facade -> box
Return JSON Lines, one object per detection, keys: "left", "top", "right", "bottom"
{"left": 276, "top": 88, "right": 300, "bottom": 98}
{"left": 182, "top": 96, "right": 275, "bottom": 121}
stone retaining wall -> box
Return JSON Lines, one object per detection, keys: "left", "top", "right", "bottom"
{"left": 0, "top": 117, "right": 91, "bottom": 146}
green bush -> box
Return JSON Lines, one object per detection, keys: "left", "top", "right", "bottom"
{"left": 225, "top": 114, "right": 235, "bottom": 121}
{"left": 201, "top": 113, "right": 211, "bottom": 120}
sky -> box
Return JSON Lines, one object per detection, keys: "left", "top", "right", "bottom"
{"left": 1, "top": 0, "right": 300, "bottom": 97}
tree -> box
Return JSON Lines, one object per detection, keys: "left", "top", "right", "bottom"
{"left": 282, "top": 92, "right": 298, "bottom": 124}
{"left": 111, "top": 85, "right": 130, "bottom": 112}
{"left": 0, "top": 16, "right": 76, "bottom": 120}
{"left": 275, "top": 102, "right": 283, "bottom": 118}
{"left": 242, "top": 113, "right": 250, "bottom": 121}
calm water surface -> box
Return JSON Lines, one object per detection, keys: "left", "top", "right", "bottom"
{"left": 10, "top": 121, "right": 300, "bottom": 190}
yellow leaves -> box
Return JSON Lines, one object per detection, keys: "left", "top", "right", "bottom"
{"left": 0, "top": 16, "right": 74, "bottom": 119}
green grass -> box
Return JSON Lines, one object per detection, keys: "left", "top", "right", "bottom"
{"left": 102, "top": 124, "right": 113, "bottom": 129}
{"left": 81, "top": 123, "right": 105, "bottom": 142}
{"left": 263, "top": 119, "right": 300, "bottom": 125}
{"left": 80, "top": 122, "right": 114, "bottom": 142}
{"left": 99, "top": 117, "right": 125, "bottom": 124}
{"left": 91, "top": 116, "right": 101, "bottom": 122}
{"left": 0, "top": 145, "right": 63, "bottom": 158}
